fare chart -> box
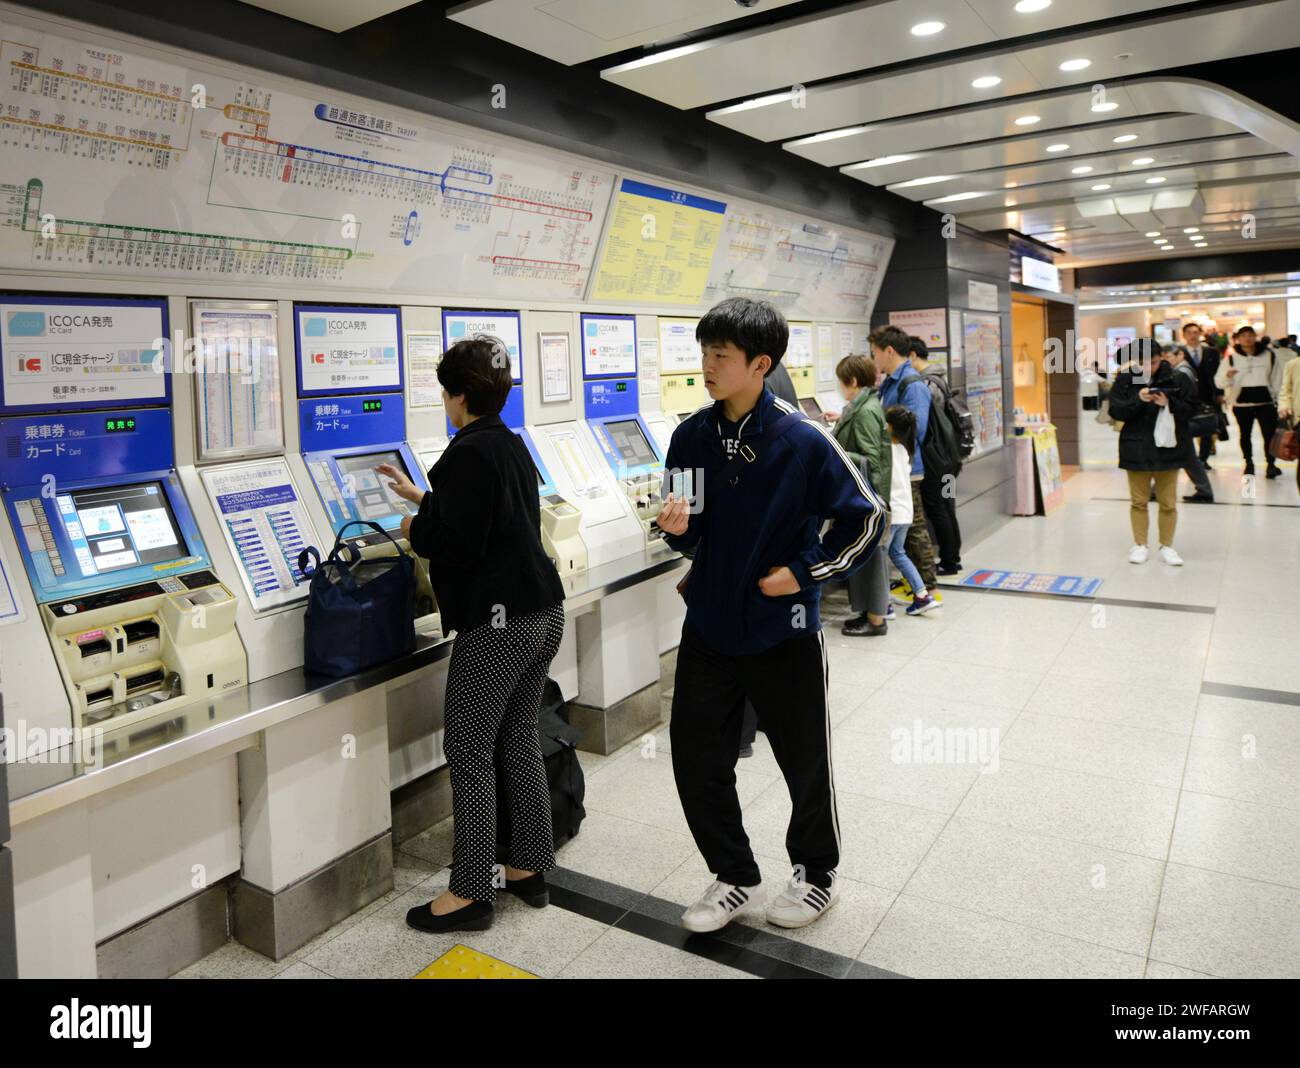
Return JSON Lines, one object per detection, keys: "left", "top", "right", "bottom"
{"left": 0, "top": 17, "right": 615, "bottom": 300}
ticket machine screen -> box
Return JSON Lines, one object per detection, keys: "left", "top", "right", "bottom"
{"left": 799, "top": 397, "right": 823, "bottom": 419}
{"left": 336, "top": 450, "right": 420, "bottom": 525}
{"left": 56, "top": 481, "right": 188, "bottom": 578}
{"left": 603, "top": 418, "right": 658, "bottom": 468}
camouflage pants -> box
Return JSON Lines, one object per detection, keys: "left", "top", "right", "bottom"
{"left": 905, "top": 480, "right": 937, "bottom": 590}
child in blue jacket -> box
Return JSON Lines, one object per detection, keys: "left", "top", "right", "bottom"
{"left": 657, "top": 297, "right": 885, "bottom": 932}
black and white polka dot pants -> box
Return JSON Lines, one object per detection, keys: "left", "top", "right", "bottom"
{"left": 443, "top": 602, "right": 566, "bottom": 902}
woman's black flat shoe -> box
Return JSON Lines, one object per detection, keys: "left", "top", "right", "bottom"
{"left": 504, "top": 872, "right": 549, "bottom": 908}
{"left": 405, "top": 899, "right": 494, "bottom": 933}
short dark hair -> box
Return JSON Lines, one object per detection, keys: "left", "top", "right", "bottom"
{"left": 836, "top": 354, "right": 877, "bottom": 389}
{"left": 436, "top": 335, "right": 512, "bottom": 416}
{"left": 907, "top": 336, "right": 930, "bottom": 362}
{"left": 695, "top": 298, "right": 788, "bottom": 373}
{"left": 884, "top": 404, "right": 917, "bottom": 459}
{"left": 1181, "top": 322, "right": 1201, "bottom": 334}
{"left": 868, "top": 325, "right": 911, "bottom": 356}
{"left": 1234, "top": 324, "right": 1256, "bottom": 336}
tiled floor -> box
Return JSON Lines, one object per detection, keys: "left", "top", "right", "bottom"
{"left": 177, "top": 446, "right": 1300, "bottom": 980}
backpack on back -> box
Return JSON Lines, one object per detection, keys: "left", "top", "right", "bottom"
{"left": 900, "top": 371, "right": 974, "bottom": 475}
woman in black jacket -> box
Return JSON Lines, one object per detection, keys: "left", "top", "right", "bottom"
{"left": 1106, "top": 340, "right": 1197, "bottom": 567}
{"left": 376, "top": 335, "right": 565, "bottom": 933}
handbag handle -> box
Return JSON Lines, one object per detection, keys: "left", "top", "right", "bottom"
{"left": 331, "top": 519, "right": 406, "bottom": 563}
{"left": 297, "top": 545, "right": 322, "bottom": 577}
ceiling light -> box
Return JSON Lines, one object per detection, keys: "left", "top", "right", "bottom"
{"left": 1154, "top": 239, "right": 1168, "bottom": 245}
{"left": 1113, "top": 134, "right": 1138, "bottom": 143}
{"left": 1194, "top": 242, "right": 1208, "bottom": 248}
{"left": 1015, "top": 0, "right": 1052, "bottom": 11}
{"left": 1191, "top": 278, "right": 1203, "bottom": 283}
{"left": 911, "top": 21, "right": 945, "bottom": 35}
{"left": 1046, "top": 143, "right": 1069, "bottom": 152}
{"left": 1132, "top": 157, "right": 1154, "bottom": 166}
{"left": 1146, "top": 176, "right": 1166, "bottom": 184}
{"left": 972, "top": 75, "right": 1002, "bottom": 89}
{"left": 927, "top": 191, "right": 988, "bottom": 203}
{"left": 1091, "top": 183, "right": 1112, "bottom": 190}
{"left": 1072, "top": 166, "right": 1093, "bottom": 174}
{"left": 1145, "top": 231, "right": 1160, "bottom": 237}
{"left": 894, "top": 174, "right": 955, "bottom": 187}
{"left": 1059, "top": 59, "right": 1091, "bottom": 72}
{"left": 1015, "top": 115, "right": 1041, "bottom": 126}
{"left": 853, "top": 154, "right": 919, "bottom": 168}
{"left": 1163, "top": 246, "right": 1176, "bottom": 251}
{"left": 1004, "top": 181, "right": 1019, "bottom": 189}
{"left": 1091, "top": 102, "right": 1119, "bottom": 113}
{"left": 1184, "top": 227, "right": 1200, "bottom": 234}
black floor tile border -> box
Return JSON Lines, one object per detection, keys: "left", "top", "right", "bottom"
{"left": 1090, "top": 495, "right": 1300, "bottom": 510}
{"left": 933, "top": 578, "right": 1217, "bottom": 615}
{"left": 1200, "top": 681, "right": 1300, "bottom": 707}
{"left": 546, "top": 867, "right": 907, "bottom": 981}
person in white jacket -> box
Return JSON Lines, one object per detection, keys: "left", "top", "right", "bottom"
{"left": 1215, "top": 325, "right": 1281, "bottom": 478}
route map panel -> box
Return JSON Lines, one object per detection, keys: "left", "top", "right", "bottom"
{"left": 0, "top": 16, "right": 615, "bottom": 301}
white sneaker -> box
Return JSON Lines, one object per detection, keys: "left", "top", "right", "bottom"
{"left": 1128, "top": 544, "right": 1149, "bottom": 565}
{"left": 766, "top": 872, "right": 839, "bottom": 929}
{"left": 681, "top": 880, "right": 765, "bottom": 933}
{"left": 1158, "top": 545, "right": 1184, "bottom": 566}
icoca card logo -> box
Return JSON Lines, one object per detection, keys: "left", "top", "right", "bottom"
{"left": 303, "top": 316, "right": 328, "bottom": 338}
{"left": 7, "top": 310, "right": 46, "bottom": 336}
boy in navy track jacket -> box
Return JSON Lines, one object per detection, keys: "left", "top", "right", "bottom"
{"left": 657, "top": 298, "right": 886, "bottom": 933}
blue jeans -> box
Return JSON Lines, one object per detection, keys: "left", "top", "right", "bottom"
{"left": 887, "top": 523, "right": 926, "bottom": 597}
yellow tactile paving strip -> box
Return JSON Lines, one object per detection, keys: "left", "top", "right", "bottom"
{"left": 413, "top": 944, "right": 538, "bottom": 979}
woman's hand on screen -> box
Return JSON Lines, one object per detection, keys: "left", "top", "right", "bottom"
{"left": 375, "top": 463, "right": 422, "bottom": 503}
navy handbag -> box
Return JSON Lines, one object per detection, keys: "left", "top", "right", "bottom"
{"left": 297, "top": 520, "right": 417, "bottom": 677}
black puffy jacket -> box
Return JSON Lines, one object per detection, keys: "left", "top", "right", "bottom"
{"left": 1107, "top": 359, "right": 1197, "bottom": 471}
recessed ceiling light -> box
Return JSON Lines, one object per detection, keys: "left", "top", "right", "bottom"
{"left": 1163, "top": 246, "right": 1176, "bottom": 251}
{"left": 1145, "top": 231, "right": 1160, "bottom": 237}
{"left": 972, "top": 75, "right": 1002, "bottom": 89}
{"left": 1132, "top": 157, "right": 1154, "bottom": 166}
{"left": 1154, "top": 239, "right": 1168, "bottom": 245}
{"left": 1091, "top": 183, "right": 1112, "bottom": 190}
{"left": 1194, "top": 242, "right": 1208, "bottom": 248}
{"left": 894, "top": 174, "right": 954, "bottom": 187}
{"left": 927, "top": 191, "right": 988, "bottom": 203}
{"left": 1184, "top": 227, "right": 1200, "bottom": 234}
{"left": 1046, "top": 143, "right": 1070, "bottom": 152}
{"left": 1015, "top": 0, "right": 1052, "bottom": 11}
{"left": 854, "top": 154, "right": 919, "bottom": 168}
{"left": 911, "top": 21, "right": 945, "bottom": 35}
{"left": 1191, "top": 278, "right": 1203, "bottom": 283}
{"left": 1059, "top": 59, "right": 1091, "bottom": 72}
{"left": 1091, "top": 102, "right": 1119, "bottom": 113}
{"left": 1072, "top": 166, "right": 1093, "bottom": 174}
{"left": 1015, "top": 115, "right": 1041, "bottom": 126}
{"left": 1113, "top": 134, "right": 1138, "bottom": 143}
{"left": 1146, "top": 176, "right": 1166, "bottom": 184}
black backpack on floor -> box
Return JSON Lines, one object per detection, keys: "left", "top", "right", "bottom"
{"left": 495, "top": 678, "right": 586, "bottom": 854}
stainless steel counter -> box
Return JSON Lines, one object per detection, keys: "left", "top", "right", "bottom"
{"left": 6, "top": 547, "right": 685, "bottom": 824}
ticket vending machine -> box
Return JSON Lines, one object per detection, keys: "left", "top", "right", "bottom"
{"left": 578, "top": 313, "right": 667, "bottom": 547}
{"left": 0, "top": 295, "right": 246, "bottom": 740}
{"left": 518, "top": 429, "right": 586, "bottom": 576}
{"left": 287, "top": 304, "right": 436, "bottom": 629}
{"left": 657, "top": 316, "right": 708, "bottom": 420}
{"left": 408, "top": 309, "right": 588, "bottom": 578}
{"left": 787, "top": 320, "right": 817, "bottom": 404}
{"left": 502, "top": 312, "right": 644, "bottom": 568}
